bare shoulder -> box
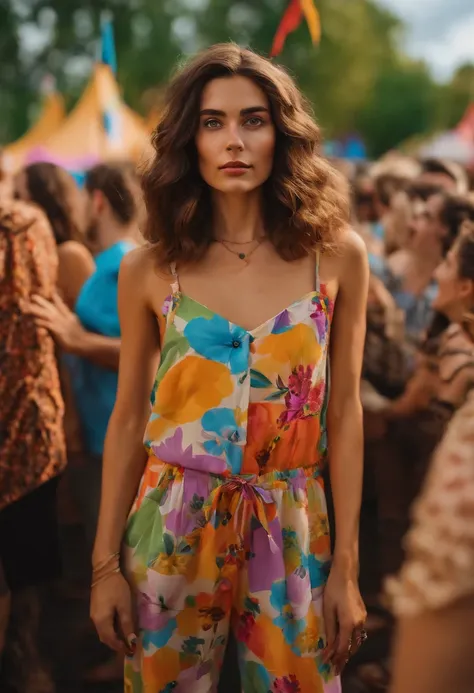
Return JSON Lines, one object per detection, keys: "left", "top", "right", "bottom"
{"left": 58, "top": 240, "right": 94, "bottom": 266}
{"left": 337, "top": 228, "right": 369, "bottom": 288}
{"left": 120, "top": 245, "right": 171, "bottom": 302}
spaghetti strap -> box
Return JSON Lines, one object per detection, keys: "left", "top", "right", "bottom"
{"left": 169, "top": 262, "right": 180, "bottom": 295}
{"left": 315, "top": 249, "right": 321, "bottom": 292}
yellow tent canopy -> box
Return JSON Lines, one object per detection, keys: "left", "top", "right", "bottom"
{"left": 26, "top": 63, "right": 152, "bottom": 171}
{"left": 3, "top": 91, "right": 66, "bottom": 173}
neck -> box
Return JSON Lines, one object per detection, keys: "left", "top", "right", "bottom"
{"left": 98, "top": 215, "right": 137, "bottom": 251}
{"left": 212, "top": 190, "right": 265, "bottom": 243}
{"left": 410, "top": 246, "right": 441, "bottom": 275}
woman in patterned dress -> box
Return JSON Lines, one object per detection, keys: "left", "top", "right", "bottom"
{"left": 90, "top": 44, "right": 368, "bottom": 692}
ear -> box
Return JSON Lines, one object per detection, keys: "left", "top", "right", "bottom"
{"left": 91, "top": 189, "right": 105, "bottom": 215}
{"left": 459, "top": 277, "right": 474, "bottom": 305}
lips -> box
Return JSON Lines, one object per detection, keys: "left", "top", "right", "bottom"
{"left": 220, "top": 161, "right": 251, "bottom": 170}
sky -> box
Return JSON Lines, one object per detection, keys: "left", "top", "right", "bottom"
{"left": 377, "top": 0, "right": 474, "bottom": 79}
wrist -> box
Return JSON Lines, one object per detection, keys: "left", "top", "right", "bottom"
{"left": 331, "top": 548, "right": 359, "bottom": 578}
{"left": 71, "top": 323, "right": 89, "bottom": 356}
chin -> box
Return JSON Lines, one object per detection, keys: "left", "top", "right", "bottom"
{"left": 214, "top": 180, "right": 260, "bottom": 194}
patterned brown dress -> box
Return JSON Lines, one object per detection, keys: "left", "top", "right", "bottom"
{"left": 0, "top": 199, "right": 66, "bottom": 511}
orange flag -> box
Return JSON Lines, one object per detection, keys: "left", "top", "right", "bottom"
{"left": 270, "top": 0, "right": 321, "bottom": 57}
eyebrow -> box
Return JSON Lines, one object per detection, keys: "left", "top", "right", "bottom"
{"left": 199, "top": 106, "right": 269, "bottom": 117}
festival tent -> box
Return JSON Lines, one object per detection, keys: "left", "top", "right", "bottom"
{"left": 456, "top": 103, "right": 474, "bottom": 143}
{"left": 25, "top": 62, "right": 152, "bottom": 173}
{"left": 3, "top": 89, "right": 66, "bottom": 173}
{"left": 419, "top": 130, "right": 474, "bottom": 166}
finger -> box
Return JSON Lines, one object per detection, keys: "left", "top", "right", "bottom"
{"left": 322, "top": 601, "right": 338, "bottom": 663}
{"left": 52, "top": 292, "right": 71, "bottom": 316}
{"left": 117, "top": 605, "right": 137, "bottom": 655}
{"left": 33, "top": 318, "right": 54, "bottom": 332}
{"left": 334, "top": 622, "right": 353, "bottom": 671}
{"left": 31, "top": 295, "right": 53, "bottom": 309}
{"left": 94, "top": 615, "right": 126, "bottom": 653}
{"left": 26, "top": 302, "right": 51, "bottom": 318}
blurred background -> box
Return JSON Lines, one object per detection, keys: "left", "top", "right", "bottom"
{"left": 1, "top": 0, "right": 474, "bottom": 167}
{"left": 1, "top": 3, "right": 474, "bottom": 693}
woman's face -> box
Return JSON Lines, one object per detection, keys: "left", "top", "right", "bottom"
{"left": 195, "top": 75, "right": 276, "bottom": 195}
{"left": 409, "top": 194, "right": 447, "bottom": 254}
{"left": 433, "top": 242, "right": 473, "bottom": 319}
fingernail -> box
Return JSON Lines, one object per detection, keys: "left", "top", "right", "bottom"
{"left": 127, "top": 634, "right": 137, "bottom": 651}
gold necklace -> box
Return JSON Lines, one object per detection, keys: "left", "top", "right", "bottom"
{"left": 217, "top": 238, "right": 262, "bottom": 262}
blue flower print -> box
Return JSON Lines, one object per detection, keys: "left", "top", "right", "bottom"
{"left": 184, "top": 314, "right": 249, "bottom": 374}
{"left": 201, "top": 408, "right": 245, "bottom": 474}
{"left": 142, "top": 616, "right": 177, "bottom": 652}
{"left": 270, "top": 580, "right": 305, "bottom": 646}
{"left": 308, "top": 554, "right": 331, "bottom": 589}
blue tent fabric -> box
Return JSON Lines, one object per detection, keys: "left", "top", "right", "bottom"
{"left": 101, "top": 19, "right": 117, "bottom": 74}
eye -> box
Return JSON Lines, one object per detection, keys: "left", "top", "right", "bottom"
{"left": 245, "top": 116, "right": 264, "bottom": 127}
{"left": 203, "top": 118, "right": 221, "bottom": 129}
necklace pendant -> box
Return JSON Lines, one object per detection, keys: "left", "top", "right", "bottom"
{"left": 238, "top": 253, "right": 246, "bottom": 260}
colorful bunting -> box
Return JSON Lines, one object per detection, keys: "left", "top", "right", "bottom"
{"left": 270, "top": 0, "right": 321, "bottom": 57}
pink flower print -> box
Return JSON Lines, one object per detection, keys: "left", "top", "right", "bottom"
{"left": 277, "top": 366, "right": 325, "bottom": 427}
{"left": 310, "top": 295, "right": 333, "bottom": 343}
{"left": 273, "top": 674, "right": 301, "bottom": 693}
{"left": 236, "top": 612, "right": 256, "bottom": 643}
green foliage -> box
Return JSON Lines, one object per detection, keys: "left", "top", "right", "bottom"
{"left": 1, "top": 0, "right": 473, "bottom": 157}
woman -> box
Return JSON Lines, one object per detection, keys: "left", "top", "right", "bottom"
{"left": 370, "top": 216, "right": 474, "bottom": 583}
{"left": 15, "top": 162, "right": 95, "bottom": 309}
{"left": 15, "top": 163, "right": 95, "bottom": 466}
{"left": 0, "top": 198, "right": 66, "bottom": 693}
{"left": 388, "top": 322, "right": 474, "bottom": 693}
{"left": 90, "top": 44, "right": 368, "bottom": 692}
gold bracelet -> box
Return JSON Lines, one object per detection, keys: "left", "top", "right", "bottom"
{"left": 92, "top": 551, "right": 120, "bottom": 575}
{"left": 91, "top": 566, "right": 120, "bottom": 589}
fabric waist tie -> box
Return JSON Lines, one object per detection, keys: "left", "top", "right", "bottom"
{"left": 204, "top": 474, "right": 280, "bottom": 554}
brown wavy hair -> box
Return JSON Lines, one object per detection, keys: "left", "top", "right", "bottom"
{"left": 141, "top": 43, "right": 349, "bottom": 265}
{"left": 23, "top": 162, "right": 83, "bottom": 246}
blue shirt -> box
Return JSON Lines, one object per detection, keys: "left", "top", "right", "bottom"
{"left": 71, "top": 240, "right": 135, "bottom": 455}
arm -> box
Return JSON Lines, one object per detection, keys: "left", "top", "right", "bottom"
{"left": 388, "top": 393, "right": 474, "bottom": 693}
{"left": 90, "top": 248, "right": 163, "bottom": 652}
{"left": 324, "top": 230, "right": 369, "bottom": 671}
{"left": 390, "top": 600, "right": 474, "bottom": 693}
{"left": 29, "top": 293, "right": 121, "bottom": 370}
{"left": 73, "top": 330, "right": 121, "bottom": 370}
{"left": 93, "top": 249, "right": 162, "bottom": 561}
{"left": 57, "top": 241, "right": 95, "bottom": 309}
{"left": 328, "top": 230, "right": 368, "bottom": 574}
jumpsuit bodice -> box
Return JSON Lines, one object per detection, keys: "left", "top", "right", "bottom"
{"left": 142, "top": 254, "right": 334, "bottom": 480}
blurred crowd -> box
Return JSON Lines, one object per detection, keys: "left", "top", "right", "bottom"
{"left": 1, "top": 150, "right": 474, "bottom": 693}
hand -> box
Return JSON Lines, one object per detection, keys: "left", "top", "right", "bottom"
{"left": 90, "top": 571, "right": 136, "bottom": 655}
{"left": 29, "top": 293, "right": 84, "bottom": 352}
{"left": 323, "top": 566, "right": 367, "bottom": 674}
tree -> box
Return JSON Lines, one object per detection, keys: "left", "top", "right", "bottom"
{"left": 1, "top": 0, "right": 469, "bottom": 156}
{"left": 355, "top": 60, "right": 438, "bottom": 158}
{"left": 434, "top": 63, "right": 474, "bottom": 132}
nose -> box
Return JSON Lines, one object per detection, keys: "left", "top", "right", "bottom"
{"left": 226, "top": 122, "right": 244, "bottom": 152}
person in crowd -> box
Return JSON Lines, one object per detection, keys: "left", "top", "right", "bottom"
{"left": 0, "top": 198, "right": 66, "bottom": 693}
{"left": 14, "top": 162, "right": 96, "bottom": 524}
{"left": 29, "top": 161, "right": 140, "bottom": 683}
{"left": 14, "top": 162, "right": 95, "bottom": 309}
{"left": 418, "top": 157, "right": 469, "bottom": 195}
{"left": 387, "top": 389, "right": 474, "bottom": 693}
{"left": 86, "top": 43, "right": 368, "bottom": 692}
{"left": 371, "top": 219, "right": 474, "bottom": 587}
{"left": 375, "top": 192, "right": 474, "bottom": 345}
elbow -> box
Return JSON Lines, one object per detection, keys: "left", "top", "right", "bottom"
{"left": 107, "top": 404, "right": 148, "bottom": 440}
{"left": 327, "top": 392, "right": 363, "bottom": 426}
